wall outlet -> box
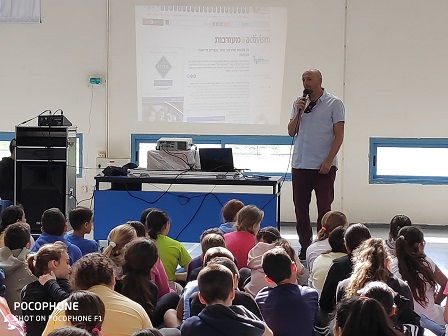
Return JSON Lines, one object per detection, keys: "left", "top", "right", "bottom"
{"left": 81, "top": 185, "right": 88, "bottom": 193}
{"left": 88, "top": 76, "right": 104, "bottom": 87}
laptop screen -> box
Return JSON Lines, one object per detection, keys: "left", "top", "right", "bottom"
{"left": 199, "top": 148, "right": 235, "bottom": 172}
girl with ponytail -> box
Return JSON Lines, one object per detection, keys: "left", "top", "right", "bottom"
{"left": 102, "top": 224, "right": 137, "bottom": 274}
{"left": 146, "top": 210, "right": 191, "bottom": 290}
{"left": 306, "top": 210, "right": 348, "bottom": 271}
{"left": 392, "top": 226, "right": 447, "bottom": 327}
{"left": 385, "top": 214, "right": 412, "bottom": 257}
{"left": 119, "top": 238, "right": 158, "bottom": 318}
{"left": 22, "top": 241, "right": 71, "bottom": 336}
{"left": 117, "top": 238, "right": 180, "bottom": 327}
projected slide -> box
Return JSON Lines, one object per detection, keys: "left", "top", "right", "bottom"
{"left": 135, "top": 5, "right": 287, "bottom": 124}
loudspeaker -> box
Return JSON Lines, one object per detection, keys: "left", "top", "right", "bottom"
{"left": 16, "top": 161, "right": 66, "bottom": 232}
{"left": 15, "top": 125, "right": 77, "bottom": 233}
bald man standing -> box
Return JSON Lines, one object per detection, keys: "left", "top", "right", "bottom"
{"left": 287, "top": 69, "right": 345, "bottom": 260}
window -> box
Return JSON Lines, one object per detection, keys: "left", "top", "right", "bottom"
{"left": 132, "top": 134, "right": 294, "bottom": 179}
{"left": 0, "top": 132, "right": 83, "bottom": 178}
{"left": 226, "top": 143, "right": 292, "bottom": 174}
{"left": 369, "top": 138, "right": 448, "bottom": 184}
{"left": 0, "top": 132, "right": 15, "bottom": 159}
{"left": 0, "top": 0, "right": 41, "bottom": 23}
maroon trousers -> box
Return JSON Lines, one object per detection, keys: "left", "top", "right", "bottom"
{"left": 291, "top": 167, "right": 336, "bottom": 257}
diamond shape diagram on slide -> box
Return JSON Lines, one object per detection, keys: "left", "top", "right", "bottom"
{"left": 155, "top": 56, "right": 172, "bottom": 78}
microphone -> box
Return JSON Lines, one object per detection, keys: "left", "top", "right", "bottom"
{"left": 302, "top": 88, "right": 311, "bottom": 97}
{"left": 292, "top": 88, "right": 311, "bottom": 137}
{"left": 297, "top": 89, "right": 311, "bottom": 113}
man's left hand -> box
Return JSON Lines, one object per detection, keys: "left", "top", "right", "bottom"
{"left": 318, "top": 160, "right": 332, "bottom": 174}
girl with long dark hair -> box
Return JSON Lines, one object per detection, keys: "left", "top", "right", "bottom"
{"left": 118, "top": 238, "right": 180, "bottom": 327}
{"left": 392, "top": 226, "right": 447, "bottom": 327}
{"left": 334, "top": 297, "right": 404, "bottom": 336}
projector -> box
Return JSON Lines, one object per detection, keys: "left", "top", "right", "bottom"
{"left": 156, "top": 137, "right": 193, "bottom": 151}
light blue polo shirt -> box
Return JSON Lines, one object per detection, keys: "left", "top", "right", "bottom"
{"left": 290, "top": 90, "right": 345, "bottom": 169}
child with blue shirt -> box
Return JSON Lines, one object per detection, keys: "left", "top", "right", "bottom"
{"left": 31, "top": 208, "right": 82, "bottom": 265}
{"left": 66, "top": 207, "right": 99, "bottom": 255}
{"left": 218, "top": 199, "right": 244, "bottom": 234}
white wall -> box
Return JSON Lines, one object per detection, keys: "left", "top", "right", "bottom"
{"left": 343, "top": 0, "right": 448, "bottom": 224}
{"left": 1, "top": 0, "right": 447, "bottom": 224}
{"left": 0, "top": 0, "right": 108, "bottom": 205}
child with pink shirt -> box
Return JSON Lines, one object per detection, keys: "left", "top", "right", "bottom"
{"left": 224, "top": 205, "right": 263, "bottom": 269}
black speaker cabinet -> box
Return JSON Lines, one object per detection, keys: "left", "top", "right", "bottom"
{"left": 16, "top": 161, "right": 66, "bottom": 231}
{"left": 15, "top": 126, "right": 77, "bottom": 233}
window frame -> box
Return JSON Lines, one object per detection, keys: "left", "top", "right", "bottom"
{"left": 369, "top": 137, "right": 448, "bottom": 185}
{"left": 76, "top": 133, "right": 83, "bottom": 178}
{"left": 0, "top": 132, "right": 16, "bottom": 144}
{"left": 131, "top": 134, "right": 295, "bottom": 180}
{"left": 0, "top": 131, "right": 83, "bottom": 178}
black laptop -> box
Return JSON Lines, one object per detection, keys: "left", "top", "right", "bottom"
{"left": 199, "top": 148, "right": 235, "bottom": 172}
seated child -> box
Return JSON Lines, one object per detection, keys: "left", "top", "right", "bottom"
{"left": 385, "top": 214, "right": 412, "bottom": 257}
{"left": 359, "top": 281, "right": 426, "bottom": 336}
{"left": 102, "top": 224, "right": 137, "bottom": 272}
{"left": 306, "top": 210, "right": 348, "bottom": 270}
{"left": 117, "top": 238, "right": 180, "bottom": 327}
{"left": 140, "top": 208, "right": 159, "bottom": 227}
{"left": 22, "top": 242, "right": 71, "bottom": 336}
{"left": 245, "top": 227, "right": 305, "bottom": 297}
{"left": 181, "top": 264, "right": 273, "bottom": 336}
{"left": 126, "top": 221, "right": 147, "bottom": 237}
{"left": 66, "top": 207, "right": 99, "bottom": 255}
{"left": 163, "top": 247, "right": 237, "bottom": 328}
{"left": 31, "top": 208, "right": 82, "bottom": 265}
{"left": 218, "top": 199, "right": 244, "bottom": 234}
{"left": 309, "top": 226, "right": 347, "bottom": 292}
{"left": 0, "top": 223, "right": 36, "bottom": 315}
{"left": 132, "top": 328, "right": 180, "bottom": 336}
{"left": 224, "top": 205, "right": 263, "bottom": 269}
{"left": 0, "top": 204, "right": 34, "bottom": 247}
{"left": 255, "top": 247, "right": 318, "bottom": 336}
{"left": 47, "top": 326, "right": 91, "bottom": 336}
{"left": 146, "top": 210, "right": 191, "bottom": 288}
{"left": 112, "top": 222, "right": 172, "bottom": 298}
{"left": 333, "top": 296, "right": 403, "bottom": 336}
{"left": 189, "top": 256, "right": 263, "bottom": 320}
{"left": 187, "top": 231, "right": 226, "bottom": 282}
{"left": 42, "top": 253, "right": 152, "bottom": 336}
{"left": 0, "top": 296, "right": 25, "bottom": 336}
{"left": 64, "top": 290, "right": 105, "bottom": 336}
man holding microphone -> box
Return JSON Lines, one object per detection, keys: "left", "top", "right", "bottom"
{"left": 288, "top": 69, "right": 345, "bottom": 261}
